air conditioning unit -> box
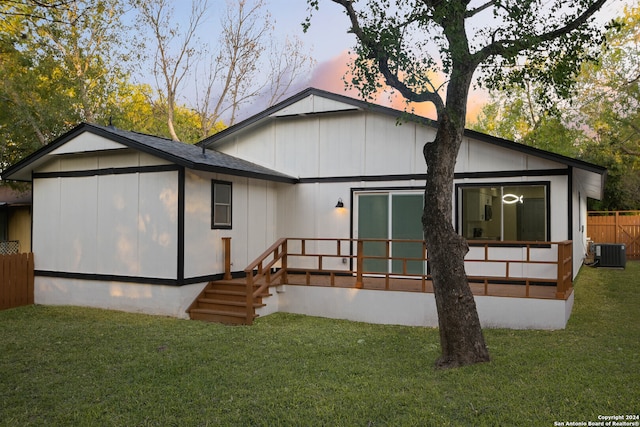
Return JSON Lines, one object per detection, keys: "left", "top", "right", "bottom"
{"left": 594, "top": 243, "right": 626, "bottom": 268}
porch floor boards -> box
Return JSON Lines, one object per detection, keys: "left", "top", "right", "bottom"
{"left": 246, "top": 273, "right": 563, "bottom": 300}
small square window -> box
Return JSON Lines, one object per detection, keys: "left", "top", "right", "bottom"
{"left": 212, "top": 180, "right": 232, "bottom": 229}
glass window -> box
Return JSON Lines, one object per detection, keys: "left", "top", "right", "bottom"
{"left": 211, "top": 180, "right": 232, "bottom": 229}
{"left": 459, "top": 184, "right": 548, "bottom": 242}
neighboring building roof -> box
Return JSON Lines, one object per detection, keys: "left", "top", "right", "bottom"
{"left": 202, "top": 87, "right": 607, "bottom": 199}
{"left": 0, "top": 185, "right": 31, "bottom": 206}
{"left": 1, "top": 123, "right": 297, "bottom": 183}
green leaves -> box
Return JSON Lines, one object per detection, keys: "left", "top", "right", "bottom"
{"left": 0, "top": 0, "right": 134, "bottom": 165}
{"left": 319, "top": 0, "right": 609, "bottom": 125}
{"left": 472, "top": 5, "right": 640, "bottom": 209}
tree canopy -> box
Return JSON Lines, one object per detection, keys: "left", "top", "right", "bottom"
{"left": 308, "top": 0, "right": 610, "bottom": 368}
{"left": 1, "top": 0, "right": 315, "bottom": 159}
{"left": 471, "top": 5, "right": 639, "bottom": 210}
{"left": 0, "top": 0, "right": 140, "bottom": 166}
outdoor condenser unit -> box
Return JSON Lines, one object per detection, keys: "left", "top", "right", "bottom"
{"left": 593, "top": 243, "right": 626, "bottom": 268}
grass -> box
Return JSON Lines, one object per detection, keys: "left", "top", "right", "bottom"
{"left": 1, "top": 263, "right": 639, "bottom": 426}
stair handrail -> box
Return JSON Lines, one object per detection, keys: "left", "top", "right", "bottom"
{"left": 243, "top": 238, "right": 288, "bottom": 324}
{"left": 244, "top": 237, "right": 288, "bottom": 274}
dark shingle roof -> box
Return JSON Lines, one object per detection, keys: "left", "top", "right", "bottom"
{"left": 2, "top": 123, "right": 297, "bottom": 183}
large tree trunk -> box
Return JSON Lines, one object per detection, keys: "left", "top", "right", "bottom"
{"left": 422, "top": 112, "right": 490, "bottom": 369}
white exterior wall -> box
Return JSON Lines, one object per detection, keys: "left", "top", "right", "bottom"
{"left": 220, "top": 113, "right": 433, "bottom": 179}
{"left": 31, "top": 137, "right": 189, "bottom": 317}
{"left": 572, "top": 176, "right": 590, "bottom": 275}
{"left": 33, "top": 148, "right": 178, "bottom": 279}
{"left": 183, "top": 170, "right": 280, "bottom": 278}
{"left": 276, "top": 182, "right": 353, "bottom": 239}
{"left": 218, "top": 108, "right": 578, "bottom": 272}
{"left": 262, "top": 285, "right": 573, "bottom": 330}
{"left": 34, "top": 277, "right": 203, "bottom": 319}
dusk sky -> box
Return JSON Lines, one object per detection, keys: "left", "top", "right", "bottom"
{"left": 161, "top": 0, "right": 634, "bottom": 122}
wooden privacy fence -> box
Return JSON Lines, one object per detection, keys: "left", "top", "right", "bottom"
{"left": 0, "top": 253, "right": 34, "bottom": 310}
{"left": 587, "top": 211, "right": 640, "bottom": 259}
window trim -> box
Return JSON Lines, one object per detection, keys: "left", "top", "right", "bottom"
{"left": 455, "top": 181, "right": 551, "bottom": 243}
{"left": 211, "top": 180, "right": 232, "bottom": 230}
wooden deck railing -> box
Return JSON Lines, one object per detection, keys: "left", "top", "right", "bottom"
{"left": 465, "top": 240, "right": 573, "bottom": 299}
{"left": 234, "top": 238, "right": 573, "bottom": 324}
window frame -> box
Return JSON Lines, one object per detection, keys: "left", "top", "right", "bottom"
{"left": 211, "top": 180, "right": 232, "bottom": 230}
{"left": 455, "top": 181, "right": 551, "bottom": 243}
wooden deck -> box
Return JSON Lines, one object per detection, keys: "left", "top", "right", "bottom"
{"left": 282, "top": 273, "right": 561, "bottom": 300}
{"left": 219, "top": 272, "right": 562, "bottom": 300}
{"left": 204, "top": 238, "right": 574, "bottom": 325}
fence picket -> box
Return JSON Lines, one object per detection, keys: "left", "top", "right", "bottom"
{"left": 0, "top": 253, "right": 35, "bottom": 310}
{"left": 587, "top": 211, "right": 640, "bottom": 259}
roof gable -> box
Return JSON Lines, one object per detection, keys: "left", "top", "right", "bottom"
{"left": 48, "top": 132, "right": 127, "bottom": 155}
{"left": 270, "top": 93, "right": 360, "bottom": 117}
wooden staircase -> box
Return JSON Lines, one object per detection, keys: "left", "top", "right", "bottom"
{"left": 188, "top": 278, "right": 271, "bottom": 325}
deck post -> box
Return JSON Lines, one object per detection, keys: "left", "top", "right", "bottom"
{"left": 245, "top": 270, "right": 254, "bottom": 325}
{"left": 555, "top": 241, "right": 572, "bottom": 299}
{"left": 222, "top": 237, "right": 232, "bottom": 280}
{"left": 356, "top": 240, "right": 364, "bottom": 288}
{"left": 280, "top": 240, "right": 288, "bottom": 285}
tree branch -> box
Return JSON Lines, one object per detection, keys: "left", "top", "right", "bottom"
{"left": 331, "top": 0, "right": 445, "bottom": 114}
{"left": 474, "top": 0, "right": 608, "bottom": 65}
{"left": 465, "top": 0, "right": 496, "bottom": 18}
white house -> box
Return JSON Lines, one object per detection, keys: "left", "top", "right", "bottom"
{"left": 1, "top": 88, "right": 606, "bottom": 329}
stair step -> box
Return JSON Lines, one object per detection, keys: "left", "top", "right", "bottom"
{"left": 204, "top": 289, "right": 246, "bottom": 302}
{"left": 190, "top": 308, "right": 257, "bottom": 325}
{"left": 188, "top": 278, "right": 272, "bottom": 324}
{"left": 208, "top": 279, "right": 272, "bottom": 289}
{"left": 196, "top": 298, "right": 265, "bottom": 312}
{"left": 205, "top": 288, "right": 271, "bottom": 298}
{"left": 199, "top": 297, "right": 265, "bottom": 307}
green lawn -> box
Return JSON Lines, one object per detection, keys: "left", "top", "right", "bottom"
{"left": 1, "top": 263, "right": 639, "bottom": 426}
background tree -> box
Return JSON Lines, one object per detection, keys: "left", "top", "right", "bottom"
{"left": 135, "top": 0, "right": 315, "bottom": 141}
{"left": 0, "top": 0, "right": 133, "bottom": 167}
{"left": 108, "top": 82, "right": 207, "bottom": 143}
{"left": 471, "top": 5, "right": 639, "bottom": 210}
{"left": 307, "top": 0, "right": 609, "bottom": 368}
{"left": 264, "top": 35, "right": 316, "bottom": 108}
{"left": 472, "top": 82, "right": 582, "bottom": 158}
{"left": 576, "top": 5, "right": 639, "bottom": 210}
{"left": 192, "top": 0, "right": 314, "bottom": 137}
{"left": 192, "top": 0, "right": 268, "bottom": 136}
{"left": 134, "top": 0, "right": 208, "bottom": 142}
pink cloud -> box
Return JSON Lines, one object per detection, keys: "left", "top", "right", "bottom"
{"left": 308, "top": 50, "right": 488, "bottom": 122}
{"left": 308, "top": 51, "right": 358, "bottom": 96}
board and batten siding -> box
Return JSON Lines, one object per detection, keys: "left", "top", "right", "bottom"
{"left": 218, "top": 107, "right": 575, "bottom": 268}
{"left": 183, "top": 170, "right": 279, "bottom": 278}
{"left": 29, "top": 134, "right": 203, "bottom": 318}
{"left": 33, "top": 163, "right": 178, "bottom": 279}
{"left": 217, "top": 112, "right": 434, "bottom": 179}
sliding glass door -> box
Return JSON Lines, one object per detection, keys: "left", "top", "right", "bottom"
{"left": 357, "top": 192, "right": 425, "bottom": 275}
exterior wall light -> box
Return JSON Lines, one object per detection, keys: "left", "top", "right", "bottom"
{"left": 335, "top": 198, "right": 344, "bottom": 208}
